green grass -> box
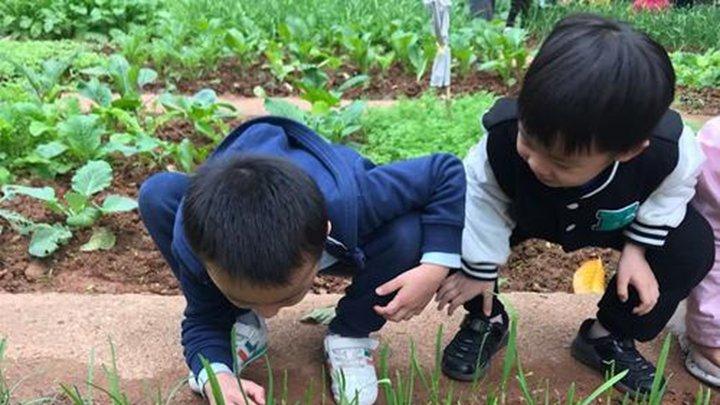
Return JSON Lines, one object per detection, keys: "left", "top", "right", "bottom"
{"left": 0, "top": 39, "right": 105, "bottom": 102}
{"left": 524, "top": 2, "right": 720, "bottom": 52}
{"left": 0, "top": 39, "right": 104, "bottom": 82}
{"left": 162, "top": 0, "right": 469, "bottom": 36}
{"left": 360, "top": 92, "right": 497, "bottom": 164}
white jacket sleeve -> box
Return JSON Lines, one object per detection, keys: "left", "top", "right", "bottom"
{"left": 461, "top": 136, "right": 515, "bottom": 281}
{"left": 623, "top": 126, "right": 706, "bottom": 248}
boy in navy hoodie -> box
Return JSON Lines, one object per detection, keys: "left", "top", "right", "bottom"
{"left": 139, "top": 117, "right": 465, "bottom": 404}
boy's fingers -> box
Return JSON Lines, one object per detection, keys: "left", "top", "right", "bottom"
{"left": 616, "top": 274, "right": 629, "bottom": 302}
{"left": 377, "top": 299, "right": 403, "bottom": 317}
{"left": 633, "top": 285, "right": 654, "bottom": 315}
{"left": 448, "top": 298, "right": 463, "bottom": 316}
{"left": 246, "top": 382, "right": 265, "bottom": 404}
{"left": 482, "top": 292, "right": 494, "bottom": 317}
{"left": 435, "top": 283, "right": 451, "bottom": 301}
{"left": 390, "top": 308, "right": 410, "bottom": 322}
{"left": 436, "top": 278, "right": 458, "bottom": 298}
{"left": 376, "top": 276, "right": 404, "bottom": 296}
{"left": 437, "top": 288, "right": 459, "bottom": 307}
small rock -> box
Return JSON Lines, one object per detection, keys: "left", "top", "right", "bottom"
{"left": 24, "top": 261, "right": 46, "bottom": 281}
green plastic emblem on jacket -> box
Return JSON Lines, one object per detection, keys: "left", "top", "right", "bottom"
{"left": 592, "top": 202, "right": 640, "bottom": 231}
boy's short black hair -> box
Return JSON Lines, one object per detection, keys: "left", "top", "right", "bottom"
{"left": 518, "top": 14, "right": 676, "bottom": 154}
{"left": 182, "top": 155, "right": 328, "bottom": 286}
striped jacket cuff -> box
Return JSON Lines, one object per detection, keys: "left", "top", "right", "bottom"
{"left": 461, "top": 259, "right": 499, "bottom": 281}
{"left": 623, "top": 220, "right": 673, "bottom": 248}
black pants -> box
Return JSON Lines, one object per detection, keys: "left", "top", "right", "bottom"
{"left": 469, "top": 0, "right": 529, "bottom": 27}
{"left": 465, "top": 206, "right": 715, "bottom": 342}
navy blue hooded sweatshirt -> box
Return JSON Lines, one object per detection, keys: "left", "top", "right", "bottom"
{"left": 168, "top": 117, "right": 466, "bottom": 377}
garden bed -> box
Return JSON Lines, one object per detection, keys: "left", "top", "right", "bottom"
{"left": 0, "top": 167, "right": 620, "bottom": 296}
{"left": 153, "top": 58, "right": 720, "bottom": 116}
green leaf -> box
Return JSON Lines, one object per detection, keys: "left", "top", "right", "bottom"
{"left": 137, "top": 68, "right": 157, "bottom": 89}
{"left": 101, "top": 195, "right": 137, "bottom": 213}
{"left": 108, "top": 54, "right": 131, "bottom": 95}
{"left": 66, "top": 207, "right": 100, "bottom": 228}
{"left": 110, "top": 95, "right": 142, "bottom": 111}
{"left": 58, "top": 114, "right": 104, "bottom": 160}
{"left": 36, "top": 142, "right": 68, "bottom": 159}
{"left": 29, "top": 120, "right": 52, "bottom": 137}
{"left": 0, "top": 167, "right": 11, "bottom": 186}
{"left": 264, "top": 98, "right": 307, "bottom": 123}
{"left": 79, "top": 78, "right": 112, "bottom": 107}
{"left": 135, "top": 134, "right": 161, "bottom": 153}
{"left": 173, "top": 139, "right": 197, "bottom": 173}
{"left": 200, "top": 356, "right": 226, "bottom": 405}
{"left": 64, "top": 192, "right": 88, "bottom": 213}
{"left": 225, "top": 28, "right": 249, "bottom": 55}
{"left": 2, "top": 185, "right": 56, "bottom": 203}
{"left": 29, "top": 224, "right": 72, "bottom": 258}
{"left": 0, "top": 208, "right": 35, "bottom": 235}
{"left": 300, "top": 306, "right": 336, "bottom": 325}
{"left": 80, "top": 227, "right": 116, "bottom": 252}
{"left": 336, "top": 75, "right": 369, "bottom": 94}
{"left": 71, "top": 160, "right": 113, "bottom": 197}
{"left": 192, "top": 89, "right": 218, "bottom": 107}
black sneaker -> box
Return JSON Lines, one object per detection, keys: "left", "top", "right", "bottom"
{"left": 442, "top": 315, "right": 509, "bottom": 381}
{"left": 571, "top": 319, "right": 663, "bottom": 397}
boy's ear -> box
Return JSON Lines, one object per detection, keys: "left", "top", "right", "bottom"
{"left": 327, "top": 221, "right": 332, "bottom": 236}
{"left": 616, "top": 139, "right": 650, "bottom": 163}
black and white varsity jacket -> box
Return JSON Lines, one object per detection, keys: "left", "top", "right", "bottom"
{"left": 461, "top": 98, "right": 706, "bottom": 281}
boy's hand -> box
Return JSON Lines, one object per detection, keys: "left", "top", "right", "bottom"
{"left": 617, "top": 243, "right": 659, "bottom": 316}
{"left": 204, "top": 373, "right": 265, "bottom": 405}
{"left": 436, "top": 272, "right": 495, "bottom": 316}
{"left": 374, "top": 264, "right": 450, "bottom": 322}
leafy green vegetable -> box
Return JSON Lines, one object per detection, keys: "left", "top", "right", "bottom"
{"left": 0, "top": 160, "right": 136, "bottom": 257}
{"left": 80, "top": 227, "right": 116, "bottom": 252}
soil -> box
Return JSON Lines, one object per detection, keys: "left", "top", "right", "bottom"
{"left": 502, "top": 239, "right": 620, "bottom": 293}
{"left": 149, "top": 57, "right": 720, "bottom": 114}
{"left": 150, "top": 57, "right": 518, "bottom": 101}
{"left": 0, "top": 178, "right": 618, "bottom": 296}
{"left": 677, "top": 85, "right": 720, "bottom": 116}
{"left": 0, "top": 118, "right": 617, "bottom": 297}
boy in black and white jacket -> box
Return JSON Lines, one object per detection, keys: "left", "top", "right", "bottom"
{"left": 435, "top": 14, "right": 715, "bottom": 395}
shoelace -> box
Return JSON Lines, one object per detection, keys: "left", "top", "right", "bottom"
{"left": 330, "top": 340, "right": 376, "bottom": 369}
{"left": 450, "top": 319, "right": 493, "bottom": 360}
{"left": 610, "top": 339, "right": 656, "bottom": 381}
{"left": 331, "top": 347, "right": 372, "bottom": 369}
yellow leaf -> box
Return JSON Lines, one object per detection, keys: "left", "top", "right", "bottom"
{"left": 573, "top": 258, "right": 606, "bottom": 294}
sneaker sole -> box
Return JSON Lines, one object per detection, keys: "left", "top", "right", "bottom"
{"left": 441, "top": 331, "right": 509, "bottom": 382}
{"left": 570, "top": 336, "right": 648, "bottom": 398}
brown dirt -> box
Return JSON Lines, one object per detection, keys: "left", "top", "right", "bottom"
{"left": 0, "top": 195, "right": 616, "bottom": 296}
{"left": 677, "top": 85, "right": 720, "bottom": 116}
{"left": 0, "top": 119, "right": 617, "bottom": 297}
{"left": 151, "top": 57, "right": 720, "bottom": 114}
{"left": 151, "top": 57, "right": 518, "bottom": 101}
{"left": 503, "top": 239, "right": 620, "bottom": 293}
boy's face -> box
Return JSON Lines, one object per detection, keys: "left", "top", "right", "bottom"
{"left": 516, "top": 127, "right": 647, "bottom": 188}
{"left": 206, "top": 259, "right": 320, "bottom": 318}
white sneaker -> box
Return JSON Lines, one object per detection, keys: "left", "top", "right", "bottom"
{"left": 188, "top": 311, "right": 268, "bottom": 395}
{"left": 324, "top": 334, "right": 379, "bottom": 405}
{"left": 232, "top": 311, "right": 268, "bottom": 372}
